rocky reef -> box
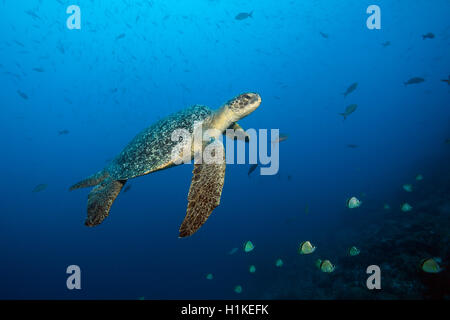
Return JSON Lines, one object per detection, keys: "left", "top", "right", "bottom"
{"left": 252, "top": 168, "right": 450, "bottom": 300}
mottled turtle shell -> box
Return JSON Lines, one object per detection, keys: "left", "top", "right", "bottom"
{"left": 106, "top": 105, "right": 213, "bottom": 180}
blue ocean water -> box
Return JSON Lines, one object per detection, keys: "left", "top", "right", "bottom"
{"left": 0, "top": 0, "right": 449, "bottom": 299}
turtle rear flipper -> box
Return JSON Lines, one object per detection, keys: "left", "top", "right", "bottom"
{"left": 85, "top": 178, "right": 126, "bottom": 226}
{"left": 179, "top": 144, "right": 226, "bottom": 238}
{"left": 69, "top": 170, "right": 109, "bottom": 191}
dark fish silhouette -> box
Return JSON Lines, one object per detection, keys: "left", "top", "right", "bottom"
{"left": 17, "top": 90, "right": 28, "bottom": 100}
{"left": 284, "top": 216, "right": 296, "bottom": 224}
{"left": 404, "top": 77, "right": 425, "bottom": 86}
{"left": 441, "top": 76, "right": 450, "bottom": 85}
{"left": 115, "top": 33, "right": 126, "bottom": 40}
{"left": 25, "top": 10, "right": 41, "bottom": 20}
{"left": 381, "top": 41, "right": 391, "bottom": 47}
{"left": 422, "top": 32, "right": 435, "bottom": 40}
{"left": 272, "top": 134, "right": 288, "bottom": 144}
{"left": 57, "top": 43, "right": 65, "bottom": 54}
{"left": 32, "top": 67, "right": 44, "bottom": 72}
{"left": 319, "top": 32, "right": 329, "bottom": 39}
{"left": 343, "top": 82, "right": 358, "bottom": 97}
{"left": 14, "top": 40, "right": 25, "bottom": 47}
{"left": 58, "top": 130, "right": 69, "bottom": 135}
{"left": 235, "top": 11, "right": 253, "bottom": 20}
{"left": 339, "top": 104, "right": 357, "bottom": 120}
{"left": 123, "top": 185, "right": 132, "bottom": 193}
{"left": 248, "top": 164, "right": 258, "bottom": 176}
{"left": 32, "top": 184, "right": 47, "bottom": 193}
{"left": 347, "top": 144, "right": 358, "bottom": 148}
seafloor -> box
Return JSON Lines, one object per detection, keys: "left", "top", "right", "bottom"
{"left": 248, "top": 164, "right": 450, "bottom": 299}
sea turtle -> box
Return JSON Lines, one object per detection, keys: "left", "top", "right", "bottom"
{"left": 70, "top": 92, "right": 261, "bottom": 237}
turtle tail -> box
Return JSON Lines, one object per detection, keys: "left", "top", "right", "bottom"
{"left": 69, "top": 170, "right": 109, "bottom": 191}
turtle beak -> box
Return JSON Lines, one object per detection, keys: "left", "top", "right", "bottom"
{"left": 246, "top": 93, "right": 261, "bottom": 108}
{"left": 240, "top": 92, "right": 261, "bottom": 117}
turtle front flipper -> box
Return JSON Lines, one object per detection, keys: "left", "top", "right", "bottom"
{"left": 85, "top": 178, "right": 126, "bottom": 226}
{"left": 179, "top": 144, "right": 226, "bottom": 238}
{"left": 226, "top": 122, "right": 250, "bottom": 142}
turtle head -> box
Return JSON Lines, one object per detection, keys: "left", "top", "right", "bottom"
{"left": 225, "top": 92, "right": 261, "bottom": 121}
